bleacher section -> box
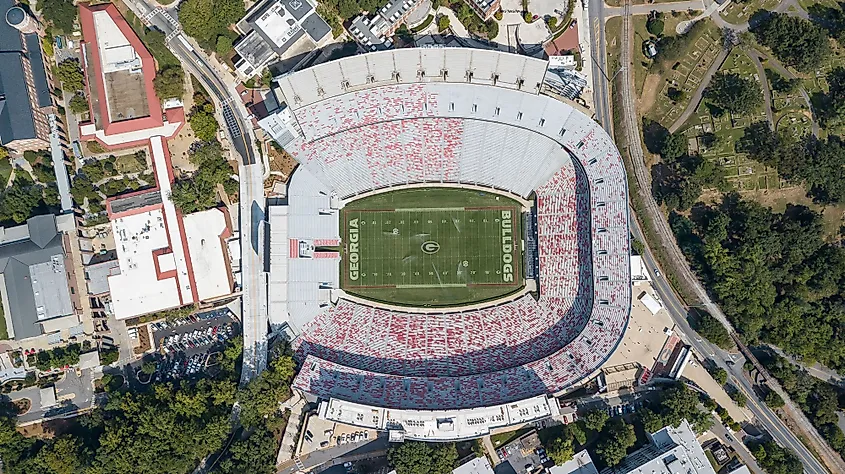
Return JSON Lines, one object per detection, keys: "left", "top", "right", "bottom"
{"left": 266, "top": 49, "right": 629, "bottom": 421}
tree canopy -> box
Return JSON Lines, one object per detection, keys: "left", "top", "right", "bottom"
{"left": 594, "top": 419, "right": 637, "bottom": 467}
{"left": 154, "top": 67, "right": 186, "bottom": 101}
{"left": 69, "top": 94, "right": 90, "bottom": 114}
{"left": 56, "top": 59, "right": 85, "bottom": 92}
{"left": 739, "top": 125, "right": 845, "bottom": 205}
{"left": 0, "top": 339, "right": 293, "bottom": 474}
{"left": 704, "top": 72, "right": 762, "bottom": 116}
{"left": 387, "top": 441, "right": 458, "bottom": 474}
{"left": 189, "top": 103, "right": 219, "bottom": 142}
{"left": 751, "top": 441, "right": 803, "bottom": 474}
{"left": 169, "top": 140, "right": 237, "bottom": 213}
{"left": 179, "top": 0, "right": 245, "bottom": 47}
{"left": 692, "top": 309, "right": 733, "bottom": 349}
{"left": 752, "top": 12, "right": 830, "bottom": 72}
{"left": 40, "top": 0, "right": 77, "bottom": 33}
{"left": 672, "top": 191, "right": 845, "bottom": 369}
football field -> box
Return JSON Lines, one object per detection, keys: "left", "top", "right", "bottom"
{"left": 341, "top": 189, "right": 523, "bottom": 307}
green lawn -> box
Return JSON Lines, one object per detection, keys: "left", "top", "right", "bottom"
{"left": 341, "top": 188, "right": 524, "bottom": 307}
{"left": 115, "top": 152, "right": 147, "bottom": 174}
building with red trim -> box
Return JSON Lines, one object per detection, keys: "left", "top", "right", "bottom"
{"left": 102, "top": 137, "right": 236, "bottom": 320}
{"left": 77, "top": 3, "right": 183, "bottom": 149}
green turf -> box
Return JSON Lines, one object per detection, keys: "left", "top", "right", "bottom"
{"left": 341, "top": 188, "right": 524, "bottom": 307}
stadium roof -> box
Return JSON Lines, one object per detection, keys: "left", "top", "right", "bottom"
{"left": 264, "top": 48, "right": 630, "bottom": 432}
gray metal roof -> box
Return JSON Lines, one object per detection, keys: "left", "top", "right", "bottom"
{"left": 234, "top": 29, "right": 278, "bottom": 69}
{"left": 0, "top": 215, "right": 72, "bottom": 340}
{"left": 301, "top": 13, "right": 330, "bottom": 42}
{"left": 84, "top": 258, "right": 120, "bottom": 296}
{"left": 24, "top": 33, "right": 52, "bottom": 108}
{"left": 0, "top": 52, "right": 37, "bottom": 146}
{"left": 0, "top": 0, "right": 43, "bottom": 147}
{"left": 108, "top": 190, "right": 162, "bottom": 214}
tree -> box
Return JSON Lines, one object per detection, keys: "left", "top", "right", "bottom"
{"left": 710, "top": 366, "right": 728, "bottom": 385}
{"left": 0, "top": 177, "right": 44, "bottom": 224}
{"left": 388, "top": 441, "right": 458, "bottom": 474}
{"left": 638, "top": 407, "right": 665, "bottom": 433}
{"left": 180, "top": 0, "right": 246, "bottom": 47}
{"left": 594, "top": 419, "right": 636, "bottom": 467}
{"left": 704, "top": 72, "right": 762, "bottom": 115}
{"left": 729, "top": 386, "right": 748, "bottom": 407}
{"left": 153, "top": 67, "right": 186, "bottom": 101}
{"left": 765, "top": 390, "right": 785, "bottom": 409}
{"left": 189, "top": 106, "right": 219, "bottom": 142}
{"left": 56, "top": 59, "right": 85, "bottom": 92}
{"left": 69, "top": 94, "right": 89, "bottom": 114}
{"left": 751, "top": 441, "right": 803, "bottom": 474}
{"left": 217, "top": 427, "right": 277, "bottom": 474}
{"left": 569, "top": 421, "right": 587, "bottom": 445}
{"left": 216, "top": 35, "right": 234, "bottom": 56}
{"left": 752, "top": 12, "right": 830, "bottom": 72}
{"left": 438, "top": 15, "right": 451, "bottom": 32}
{"left": 660, "top": 132, "right": 687, "bottom": 163}
{"left": 169, "top": 140, "right": 236, "bottom": 213}
{"left": 35, "top": 436, "right": 88, "bottom": 474}
{"left": 141, "top": 361, "right": 157, "bottom": 375}
{"left": 818, "top": 67, "right": 845, "bottom": 126}
{"left": 238, "top": 353, "right": 297, "bottom": 428}
{"left": 546, "top": 434, "right": 574, "bottom": 465}
{"left": 583, "top": 408, "right": 609, "bottom": 432}
{"left": 693, "top": 309, "right": 733, "bottom": 349}
{"left": 41, "top": 0, "right": 77, "bottom": 33}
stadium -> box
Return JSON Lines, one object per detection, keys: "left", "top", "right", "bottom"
{"left": 260, "top": 48, "right": 631, "bottom": 441}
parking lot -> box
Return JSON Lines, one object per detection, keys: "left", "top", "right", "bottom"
{"left": 150, "top": 308, "right": 239, "bottom": 382}
{"left": 493, "top": 431, "right": 550, "bottom": 474}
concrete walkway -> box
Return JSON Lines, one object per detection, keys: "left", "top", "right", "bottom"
{"left": 482, "top": 435, "right": 502, "bottom": 465}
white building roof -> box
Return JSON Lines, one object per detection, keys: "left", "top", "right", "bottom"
{"left": 92, "top": 10, "right": 141, "bottom": 74}
{"left": 550, "top": 450, "right": 599, "bottom": 474}
{"left": 318, "top": 395, "right": 559, "bottom": 441}
{"left": 183, "top": 208, "right": 232, "bottom": 301}
{"left": 631, "top": 256, "right": 651, "bottom": 282}
{"left": 599, "top": 420, "right": 716, "bottom": 474}
{"left": 40, "top": 386, "right": 57, "bottom": 409}
{"left": 108, "top": 209, "right": 182, "bottom": 319}
{"left": 453, "top": 457, "right": 495, "bottom": 474}
{"left": 639, "top": 292, "right": 662, "bottom": 315}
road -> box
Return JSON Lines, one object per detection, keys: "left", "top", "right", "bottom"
{"left": 603, "top": 0, "right": 831, "bottom": 472}
{"left": 588, "top": 0, "right": 612, "bottom": 129}
{"left": 10, "top": 368, "right": 97, "bottom": 425}
{"left": 125, "top": 0, "right": 268, "bottom": 384}
{"left": 128, "top": 0, "right": 256, "bottom": 166}
{"left": 276, "top": 438, "right": 389, "bottom": 474}
{"left": 746, "top": 48, "right": 774, "bottom": 127}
